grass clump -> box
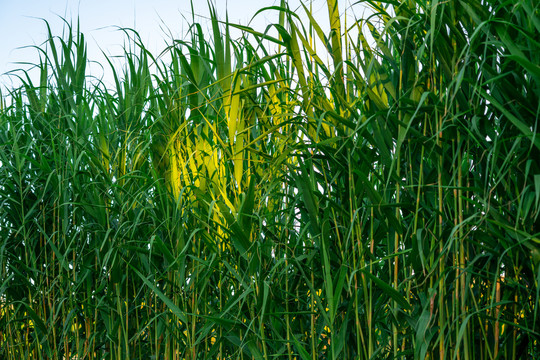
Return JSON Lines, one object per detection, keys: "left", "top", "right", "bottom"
{"left": 1, "top": 0, "right": 539, "bottom": 359}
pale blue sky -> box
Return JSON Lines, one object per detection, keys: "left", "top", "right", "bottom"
{"left": 0, "top": 0, "right": 352, "bottom": 88}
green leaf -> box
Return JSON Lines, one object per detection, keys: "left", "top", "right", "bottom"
{"left": 359, "top": 269, "right": 411, "bottom": 310}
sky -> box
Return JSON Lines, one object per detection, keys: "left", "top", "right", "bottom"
{"left": 0, "top": 0, "right": 347, "bottom": 89}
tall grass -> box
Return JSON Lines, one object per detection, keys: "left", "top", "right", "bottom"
{"left": 1, "top": 0, "right": 538, "bottom": 359}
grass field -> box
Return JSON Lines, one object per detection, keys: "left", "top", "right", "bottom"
{"left": 1, "top": 0, "right": 539, "bottom": 359}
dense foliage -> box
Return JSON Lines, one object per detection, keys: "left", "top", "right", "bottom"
{"left": 1, "top": 0, "right": 538, "bottom": 359}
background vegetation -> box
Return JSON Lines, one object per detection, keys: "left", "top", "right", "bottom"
{"left": 1, "top": 0, "right": 538, "bottom": 358}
